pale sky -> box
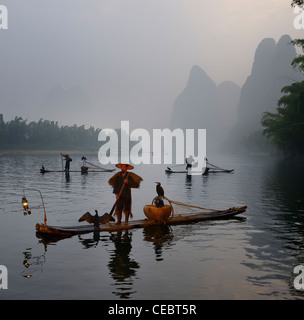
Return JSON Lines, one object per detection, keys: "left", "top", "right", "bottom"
{"left": 0, "top": 0, "right": 303, "bottom": 130}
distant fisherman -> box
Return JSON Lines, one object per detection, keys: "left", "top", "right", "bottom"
{"left": 108, "top": 163, "right": 143, "bottom": 224}
{"left": 61, "top": 153, "right": 72, "bottom": 172}
{"left": 185, "top": 155, "right": 195, "bottom": 170}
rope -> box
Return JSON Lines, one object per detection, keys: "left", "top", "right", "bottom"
{"left": 167, "top": 164, "right": 185, "bottom": 169}
{"left": 164, "top": 196, "right": 174, "bottom": 217}
{"left": 151, "top": 196, "right": 220, "bottom": 218}
{"left": 84, "top": 160, "right": 112, "bottom": 172}
{"left": 168, "top": 199, "right": 218, "bottom": 212}
{"left": 206, "top": 161, "right": 226, "bottom": 171}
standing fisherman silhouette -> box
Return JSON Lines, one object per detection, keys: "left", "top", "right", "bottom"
{"left": 108, "top": 163, "right": 143, "bottom": 224}
{"left": 61, "top": 153, "right": 72, "bottom": 172}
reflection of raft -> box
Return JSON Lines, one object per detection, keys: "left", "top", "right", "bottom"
{"left": 35, "top": 206, "right": 247, "bottom": 237}
{"left": 143, "top": 205, "right": 172, "bottom": 222}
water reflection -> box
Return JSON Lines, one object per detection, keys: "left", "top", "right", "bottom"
{"left": 107, "top": 230, "right": 139, "bottom": 299}
{"left": 64, "top": 171, "right": 71, "bottom": 182}
{"left": 33, "top": 225, "right": 176, "bottom": 298}
{"left": 34, "top": 230, "right": 140, "bottom": 299}
{"left": 21, "top": 247, "right": 46, "bottom": 279}
{"left": 242, "top": 157, "right": 304, "bottom": 298}
{"left": 142, "top": 225, "right": 174, "bottom": 261}
{"left": 185, "top": 174, "right": 192, "bottom": 189}
{"left": 36, "top": 232, "right": 72, "bottom": 246}
{"left": 78, "top": 232, "right": 111, "bottom": 248}
{"left": 265, "top": 158, "right": 304, "bottom": 298}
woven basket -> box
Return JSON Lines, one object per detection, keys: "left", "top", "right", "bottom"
{"left": 143, "top": 204, "right": 172, "bottom": 222}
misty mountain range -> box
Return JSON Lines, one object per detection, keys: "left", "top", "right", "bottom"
{"left": 171, "top": 34, "right": 303, "bottom": 152}
{"left": 1, "top": 33, "right": 302, "bottom": 154}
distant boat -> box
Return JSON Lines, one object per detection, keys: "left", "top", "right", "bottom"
{"left": 165, "top": 158, "right": 234, "bottom": 175}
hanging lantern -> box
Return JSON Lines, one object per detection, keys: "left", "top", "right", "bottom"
{"left": 22, "top": 196, "right": 31, "bottom": 215}
{"left": 22, "top": 196, "right": 28, "bottom": 210}
{"left": 22, "top": 188, "right": 46, "bottom": 224}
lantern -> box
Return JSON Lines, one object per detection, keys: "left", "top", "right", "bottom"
{"left": 22, "top": 196, "right": 31, "bottom": 215}
{"left": 22, "top": 196, "right": 28, "bottom": 210}
{"left": 22, "top": 189, "right": 46, "bottom": 224}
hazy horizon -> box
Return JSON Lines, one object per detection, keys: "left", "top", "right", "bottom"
{"left": 0, "top": 1, "right": 303, "bottom": 131}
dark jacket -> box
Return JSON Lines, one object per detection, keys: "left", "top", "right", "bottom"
{"left": 108, "top": 171, "right": 143, "bottom": 199}
{"left": 112, "top": 172, "right": 133, "bottom": 199}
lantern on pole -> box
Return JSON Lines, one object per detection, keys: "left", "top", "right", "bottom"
{"left": 21, "top": 189, "right": 47, "bottom": 226}
{"left": 22, "top": 195, "right": 31, "bottom": 215}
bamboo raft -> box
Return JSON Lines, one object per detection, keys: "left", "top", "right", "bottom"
{"left": 40, "top": 157, "right": 116, "bottom": 174}
{"left": 165, "top": 159, "right": 234, "bottom": 175}
{"left": 165, "top": 168, "right": 234, "bottom": 174}
{"left": 35, "top": 206, "right": 247, "bottom": 237}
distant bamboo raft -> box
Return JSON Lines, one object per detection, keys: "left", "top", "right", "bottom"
{"left": 165, "top": 160, "right": 234, "bottom": 174}
{"left": 40, "top": 163, "right": 115, "bottom": 174}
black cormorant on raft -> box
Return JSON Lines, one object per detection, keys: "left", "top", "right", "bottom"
{"left": 155, "top": 182, "right": 164, "bottom": 197}
{"left": 154, "top": 182, "right": 165, "bottom": 208}
{"left": 78, "top": 210, "right": 115, "bottom": 224}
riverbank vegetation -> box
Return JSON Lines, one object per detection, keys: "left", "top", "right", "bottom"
{"left": 262, "top": 81, "right": 304, "bottom": 156}
{"left": 0, "top": 115, "right": 101, "bottom": 151}
{"left": 261, "top": 0, "right": 304, "bottom": 157}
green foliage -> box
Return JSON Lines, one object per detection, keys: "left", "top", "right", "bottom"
{"left": 291, "top": 39, "right": 304, "bottom": 73}
{"left": 261, "top": 0, "right": 304, "bottom": 156}
{"left": 291, "top": 0, "right": 304, "bottom": 73}
{"left": 0, "top": 115, "right": 101, "bottom": 151}
{"left": 261, "top": 81, "right": 304, "bottom": 156}
{"left": 291, "top": 0, "right": 304, "bottom": 6}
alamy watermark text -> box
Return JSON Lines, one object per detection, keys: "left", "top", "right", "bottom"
{"left": 294, "top": 5, "right": 304, "bottom": 29}
{"left": 98, "top": 121, "right": 206, "bottom": 175}
{"left": 0, "top": 5, "right": 7, "bottom": 30}
{"left": 0, "top": 265, "right": 8, "bottom": 289}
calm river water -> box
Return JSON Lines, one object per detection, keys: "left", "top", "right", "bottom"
{"left": 0, "top": 152, "right": 304, "bottom": 300}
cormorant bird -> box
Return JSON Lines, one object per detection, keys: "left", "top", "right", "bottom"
{"left": 78, "top": 210, "right": 115, "bottom": 224}
{"left": 155, "top": 182, "right": 164, "bottom": 197}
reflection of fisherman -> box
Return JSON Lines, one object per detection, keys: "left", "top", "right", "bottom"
{"left": 108, "top": 230, "right": 139, "bottom": 299}
{"left": 185, "top": 155, "right": 195, "bottom": 170}
{"left": 61, "top": 153, "right": 72, "bottom": 172}
{"left": 108, "top": 163, "right": 143, "bottom": 224}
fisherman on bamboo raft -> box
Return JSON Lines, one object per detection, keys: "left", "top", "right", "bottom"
{"left": 61, "top": 153, "right": 72, "bottom": 172}
{"left": 185, "top": 155, "right": 195, "bottom": 170}
{"left": 108, "top": 163, "right": 143, "bottom": 225}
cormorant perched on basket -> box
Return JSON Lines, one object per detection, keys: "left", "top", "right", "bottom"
{"left": 154, "top": 182, "right": 165, "bottom": 208}
{"left": 155, "top": 182, "right": 164, "bottom": 197}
